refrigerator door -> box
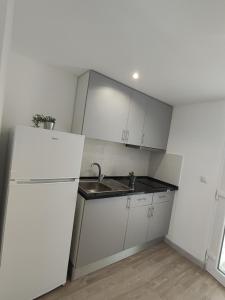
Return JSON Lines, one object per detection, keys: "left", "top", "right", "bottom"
{"left": 10, "top": 126, "right": 85, "bottom": 180}
{"left": 0, "top": 180, "right": 78, "bottom": 300}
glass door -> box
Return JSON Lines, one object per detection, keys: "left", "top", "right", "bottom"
{"left": 218, "top": 232, "right": 225, "bottom": 275}
{"left": 206, "top": 194, "right": 225, "bottom": 285}
{"left": 206, "top": 152, "right": 225, "bottom": 286}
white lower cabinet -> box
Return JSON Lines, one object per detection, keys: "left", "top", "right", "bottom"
{"left": 146, "top": 201, "right": 173, "bottom": 242}
{"left": 76, "top": 196, "right": 128, "bottom": 268}
{"left": 124, "top": 205, "right": 150, "bottom": 249}
{"left": 124, "top": 192, "right": 174, "bottom": 249}
{"left": 72, "top": 191, "right": 174, "bottom": 278}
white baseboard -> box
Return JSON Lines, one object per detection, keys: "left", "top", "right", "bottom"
{"left": 165, "top": 237, "right": 205, "bottom": 269}
{"left": 71, "top": 238, "right": 163, "bottom": 280}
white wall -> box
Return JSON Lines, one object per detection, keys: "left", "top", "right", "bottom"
{"left": 0, "top": 49, "right": 77, "bottom": 196}
{"left": 167, "top": 101, "right": 225, "bottom": 262}
{"left": 3, "top": 51, "right": 76, "bottom": 132}
{"left": 2, "top": 51, "right": 151, "bottom": 178}
{"left": 81, "top": 138, "right": 151, "bottom": 177}
{"left": 0, "top": 0, "right": 14, "bottom": 131}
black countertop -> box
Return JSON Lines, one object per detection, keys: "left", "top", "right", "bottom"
{"left": 79, "top": 176, "right": 178, "bottom": 200}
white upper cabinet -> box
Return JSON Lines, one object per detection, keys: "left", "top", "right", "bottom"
{"left": 72, "top": 71, "right": 173, "bottom": 149}
{"left": 126, "top": 90, "right": 147, "bottom": 146}
{"left": 142, "top": 99, "right": 172, "bottom": 150}
{"left": 82, "top": 71, "right": 130, "bottom": 143}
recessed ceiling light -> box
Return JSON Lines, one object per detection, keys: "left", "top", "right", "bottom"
{"left": 132, "top": 72, "right": 139, "bottom": 80}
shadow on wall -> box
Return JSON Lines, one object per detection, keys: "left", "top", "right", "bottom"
{"left": 0, "top": 128, "right": 12, "bottom": 259}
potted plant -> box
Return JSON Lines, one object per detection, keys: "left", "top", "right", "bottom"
{"left": 43, "top": 115, "right": 56, "bottom": 130}
{"left": 32, "top": 114, "right": 45, "bottom": 128}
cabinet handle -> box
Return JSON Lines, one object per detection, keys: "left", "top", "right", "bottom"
{"left": 147, "top": 206, "right": 154, "bottom": 218}
{"left": 126, "top": 198, "right": 131, "bottom": 209}
{"left": 124, "top": 130, "right": 126, "bottom": 141}
{"left": 151, "top": 206, "right": 155, "bottom": 217}
{"left": 126, "top": 130, "right": 129, "bottom": 142}
{"left": 141, "top": 134, "right": 144, "bottom": 145}
{"left": 159, "top": 195, "right": 166, "bottom": 199}
{"left": 121, "top": 130, "right": 125, "bottom": 141}
{"left": 147, "top": 207, "right": 151, "bottom": 218}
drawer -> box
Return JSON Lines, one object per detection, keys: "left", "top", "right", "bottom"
{"left": 127, "top": 193, "right": 153, "bottom": 208}
{"left": 153, "top": 191, "right": 174, "bottom": 204}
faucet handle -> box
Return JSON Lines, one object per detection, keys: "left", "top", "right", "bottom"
{"left": 129, "top": 171, "right": 135, "bottom": 177}
{"left": 128, "top": 171, "right": 136, "bottom": 190}
{"left": 99, "top": 174, "right": 105, "bottom": 182}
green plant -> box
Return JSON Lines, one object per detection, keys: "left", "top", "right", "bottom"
{"left": 44, "top": 115, "right": 56, "bottom": 123}
{"left": 32, "top": 114, "right": 45, "bottom": 127}
{"left": 32, "top": 114, "right": 56, "bottom": 127}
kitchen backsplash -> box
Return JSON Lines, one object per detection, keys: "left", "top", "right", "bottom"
{"left": 148, "top": 152, "right": 183, "bottom": 186}
{"left": 80, "top": 138, "right": 151, "bottom": 177}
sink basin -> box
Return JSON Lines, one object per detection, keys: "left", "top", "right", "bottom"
{"left": 79, "top": 179, "right": 131, "bottom": 195}
{"left": 79, "top": 181, "right": 112, "bottom": 193}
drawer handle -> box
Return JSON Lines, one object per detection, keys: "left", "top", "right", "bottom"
{"left": 126, "top": 198, "right": 131, "bottom": 209}
{"left": 159, "top": 195, "right": 166, "bottom": 199}
{"left": 137, "top": 198, "right": 146, "bottom": 202}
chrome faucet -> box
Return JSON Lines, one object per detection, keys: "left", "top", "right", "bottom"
{"left": 91, "top": 162, "right": 104, "bottom": 182}
{"left": 129, "top": 171, "right": 136, "bottom": 190}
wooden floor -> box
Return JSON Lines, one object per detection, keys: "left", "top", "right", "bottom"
{"left": 39, "top": 242, "right": 225, "bottom": 300}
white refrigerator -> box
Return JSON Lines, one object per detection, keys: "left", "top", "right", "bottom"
{"left": 0, "top": 126, "right": 85, "bottom": 300}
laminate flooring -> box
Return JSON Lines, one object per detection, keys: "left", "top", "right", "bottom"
{"left": 38, "top": 242, "right": 225, "bottom": 300}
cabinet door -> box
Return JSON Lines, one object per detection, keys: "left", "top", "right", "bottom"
{"left": 142, "top": 99, "right": 172, "bottom": 150}
{"left": 147, "top": 201, "right": 173, "bottom": 242}
{"left": 83, "top": 71, "right": 130, "bottom": 143}
{"left": 124, "top": 206, "right": 150, "bottom": 249}
{"left": 126, "top": 90, "right": 147, "bottom": 146}
{"left": 76, "top": 196, "right": 128, "bottom": 267}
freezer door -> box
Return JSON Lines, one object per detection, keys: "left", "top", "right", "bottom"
{"left": 10, "top": 126, "right": 85, "bottom": 180}
{"left": 0, "top": 180, "right": 78, "bottom": 300}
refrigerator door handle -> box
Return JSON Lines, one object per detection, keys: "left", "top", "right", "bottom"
{"left": 13, "top": 178, "right": 77, "bottom": 184}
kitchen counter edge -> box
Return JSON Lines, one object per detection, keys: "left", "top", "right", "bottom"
{"left": 78, "top": 176, "right": 178, "bottom": 200}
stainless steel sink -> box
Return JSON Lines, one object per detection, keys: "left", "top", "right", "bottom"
{"left": 79, "top": 181, "right": 112, "bottom": 193}
{"left": 79, "top": 179, "right": 131, "bottom": 195}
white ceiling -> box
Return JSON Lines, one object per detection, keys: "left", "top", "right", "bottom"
{"left": 12, "top": 0, "right": 225, "bottom": 105}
